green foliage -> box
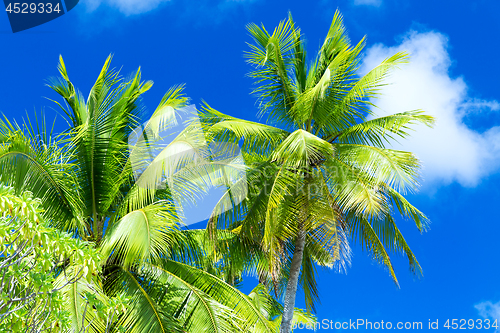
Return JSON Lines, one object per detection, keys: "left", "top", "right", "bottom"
{"left": 0, "top": 185, "right": 106, "bottom": 332}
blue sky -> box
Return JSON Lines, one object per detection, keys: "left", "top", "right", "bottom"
{"left": 1, "top": 0, "right": 500, "bottom": 331}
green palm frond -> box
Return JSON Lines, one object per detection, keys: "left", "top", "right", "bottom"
{"left": 296, "top": 37, "right": 366, "bottom": 130}
{"left": 343, "top": 51, "right": 408, "bottom": 101}
{"left": 371, "top": 215, "right": 423, "bottom": 276}
{"left": 46, "top": 55, "right": 88, "bottom": 127}
{"left": 317, "top": 9, "right": 350, "bottom": 73}
{"left": 311, "top": 52, "right": 412, "bottom": 141}
{"left": 199, "top": 103, "right": 289, "bottom": 156}
{"left": 323, "top": 156, "right": 385, "bottom": 215}
{"left": 309, "top": 176, "right": 351, "bottom": 269}
{"left": 384, "top": 185, "right": 429, "bottom": 232}
{"left": 272, "top": 129, "right": 333, "bottom": 168}
{"left": 148, "top": 260, "right": 278, "bottom": 332}
{"left": 54, "top": 266, "right": 108, "bottom": 333}
{"left": 104, "top": 265, "right": 184, "bottom": 333}
{"left": 248, "top": 283, "right": 317, "bottom": 330}
{"left": 246, "top": 16, "right": 300, "bottom": 128}
{"left": 289, "top": 14, "right": 307, "bottom": 96}
{"left": 346, "top": 212, "right": 399, "bottom": 286}
{"left": 248, "top": 283, "right": 283, "bottom": 320}
{"left": 0, "top": 116, "right": 84, "bottom": 233}
{"left": 328, "top": 111, "right": 435, "bottom": 146}
{"left": 334, "top": 143, "right": 422, "bottom": 193}
{"left": 101, "top": 201, "right": 182, "bottom": 268}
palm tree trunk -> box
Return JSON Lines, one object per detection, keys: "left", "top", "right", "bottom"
{"left": 95, "top": 217, "right": 105, "bottom": 244}
{"left": 280, "top": 227, "right": 306, "bottom": 333}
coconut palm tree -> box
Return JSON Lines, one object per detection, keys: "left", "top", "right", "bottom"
{"left": 202, "top": 11, "right": 434, "bottom": 333}
{"left": 0, "top": 56, "right": 287, "bottom": 332}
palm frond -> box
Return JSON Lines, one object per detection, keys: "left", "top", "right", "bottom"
{"left": 54, "top": 266, "right": 108, "bottom": 333}
{"left": 371, "top": 215, "right": 423, "bottom": 276}
{"left": 46, "top": 55, "right": 88, "bottom": 127}
{"left": 154, "top": 260, "right": 278, "bottom": 332}
{"left": 0, "top": 116, "right": 83, "bottom": 233}
{"left": 322, "top": 157, "right": 385, "bottom": 215}
{"left": 199, "top": 103, "right": 289, "bottom": 157}
{"left": 246, "top": 16, "right": 300, "bottom": 128}
{"left": 272, "top": 129, "right": 333, "bottom": 168}
{"left": 101, "top": 201, "right": 182, "bottom": 268}
{"left": 104, "top": 265, "right": 184, "bottom": 333}
{"left": 346, "top": 212, "right": 399, "bottom": 286}
{"left": 329, "top": 111, "right": 435, "bottom": 147}
{"left": 384, "top": 185, "right": 429, "bottom": 232}
{"left": 334, "top": 143, "right": 422, "bottom": 193}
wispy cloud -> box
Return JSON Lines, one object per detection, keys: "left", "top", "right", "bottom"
{"left": 361, "top": 31, "right": 500, "bottom": 188}
{"left": 84, "top": 0, "right": 171, "bottom": 15}
{"left": 475, "top": 300, "right": 500, "bottom": 332}
{"left": 460, "top": 98, "right": 500, "bottom": 113}
{"left": 353, "top": 0, "right": 382, "bottom": 7}
{"left": 83, "top": 0, "right": 256, "bottom": 16}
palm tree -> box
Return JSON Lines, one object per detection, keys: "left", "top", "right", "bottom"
{"left": 202, "top": 11, "right": 434, "bottom": 333}
{"left": 0, "top": 56, "right": 286, "bottom": 332}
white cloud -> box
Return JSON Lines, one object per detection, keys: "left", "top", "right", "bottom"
{"left": 83, "top": 0, "right": 255, "bottom": 15}
{"left": 467, "top": 99, "right": 500, "bottom": 111}
{"left": 84, "top": 0, "right": 170, "bottom": 15}
{"left": 361, "top": 31, "right": 500, "bottom": 188}
{"left": 475, "top": 300, "right": 500, "bottom": 331}
{"left": 353, "top": 0, "right": 382, "bottom": 7}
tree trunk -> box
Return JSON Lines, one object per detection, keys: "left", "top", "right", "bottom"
{"left": 280, "top": 227, "right": 306, "bottom": 333}
{"left": 94, "top": 217, "right": 105, "bottom": 245}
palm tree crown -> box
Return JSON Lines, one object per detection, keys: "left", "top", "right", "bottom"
{"left": 202, "top": 11, "right": 434, "bottom": 333}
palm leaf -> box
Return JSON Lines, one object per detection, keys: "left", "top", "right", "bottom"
{"left": 328, "top": 111, "right": 435, "bottom": 146}
{"left": 101, "top": 201, "right": 182, "bottom": 268}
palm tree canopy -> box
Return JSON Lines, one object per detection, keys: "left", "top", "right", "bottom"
{"left": 202, "top": 10, "right": 434, "bottom": 312}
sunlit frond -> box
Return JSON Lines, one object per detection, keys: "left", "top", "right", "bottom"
{"left": 334, "top": 143, "right": 422, "bottom": 193}
{"left": 101, "top": 201, "right": 182, "bottom": 268}
{"left": 330, "top": 111, "right": 435, "bottom": 147}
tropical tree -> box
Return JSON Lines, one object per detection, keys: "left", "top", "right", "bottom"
{"left": 202, "top": 11, "right": 434, "bottom": 333}
{"left": 0, "top": 184, "right": 109, "bottom": 332}
{"left": 0, "top": 56, "right": 291, "bottom": 332}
